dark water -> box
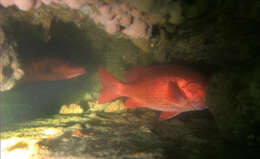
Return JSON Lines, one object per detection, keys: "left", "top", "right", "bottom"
{"left": 0, "top": 75, "right": 88, "bottom": 128}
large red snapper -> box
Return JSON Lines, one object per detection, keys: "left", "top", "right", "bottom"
{"left": 98, "top": 64, "right": 208, "bottom": 120}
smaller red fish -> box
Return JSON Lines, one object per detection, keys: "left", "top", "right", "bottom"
{"left": 98, "top": 64, "right": 208, "bottom": 120}
{"left": 22, "top": 58, "right": 86, "bottom": 82}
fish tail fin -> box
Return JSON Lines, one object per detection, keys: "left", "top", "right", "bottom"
{"left": 98, "top": 67, "right": 125, "bottom": 104}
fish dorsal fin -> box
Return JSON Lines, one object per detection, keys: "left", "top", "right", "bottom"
{"left": 126, "top": 66, "right": 147, "bottom": 82}
{"left": 159, "top": 111, "right": 181, "bottom": 120}
{"left": 125, "top": 98, "right": 141, "bottom": 108}
{"left": 167, "top": 81, "right": 187, "bottom": 104}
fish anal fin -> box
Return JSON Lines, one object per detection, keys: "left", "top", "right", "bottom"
{"left": 125, "top": 98, "right": 141, "bottom": 108}
{"left": 159, "top": 111, "right": 181, "bottom": 120}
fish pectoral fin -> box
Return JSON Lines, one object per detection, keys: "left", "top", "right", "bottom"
{"left": 125, "top": 98, "right": 141, "bottom": 108}
{"left": 167, "top": 81, "right": 187, "bottom": 103}
{"left": 159, "top": 111, "right": 181, "bottom": 120}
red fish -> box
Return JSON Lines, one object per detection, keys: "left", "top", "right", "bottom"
{"left": 22, "top": 58, "right": 86, "bottom": 82}
{"left": 98, "top": 64, "right": 208, "bottom": 120}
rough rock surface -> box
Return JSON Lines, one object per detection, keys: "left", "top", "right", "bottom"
{"left": 1, "top": 109, "right": 217, "bottom": 159}
{"left": 207, "top": 64, "right": 260, "bottom": 159}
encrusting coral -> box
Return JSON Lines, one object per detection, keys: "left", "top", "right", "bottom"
{"left": 59, "top": 103, "right": 84, "bottom": 114}
{"left": 0, "top": 0, "right": 152, "bottom": 39}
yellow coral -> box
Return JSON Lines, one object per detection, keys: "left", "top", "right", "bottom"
{"left": 59, "top": 104, "right": 84, "bottom": 114}
{"left": 104, "top": 99, "right": 127, "bottom": 113}
{"left": 88, "top": 99, "right": 127, "bottom": 113}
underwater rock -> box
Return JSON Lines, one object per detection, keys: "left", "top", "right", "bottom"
{"left": 126, "top": 0, "right": 185, "bottom": 25}
{"left": 126, "top": 0, "right": 155, "bottom": 13}
{"left": 59, "top": 104, "right": 84, "bottom": 114}
{"left": 1, "top": 105, "right": 216, "bottom": 159}
{"left": 98, "top": 3, "right": 114, "bottom": 20}
{"left": 88, "top": 101, "right": 107, "bottom": 112}
{"left": 0, "top": 0, "right": 154, "bottom": 57}
{"left": 0, "top": 42, "right": 24, "bottom": 92}
{"left": 104, "top": 99, "right": 127, "bottom": 113}
{"left": 88, "top": 99, "right": 127, "bottom": 113}
{"left": 14, "top": 0, "right": 35, "bottom": 11}
{"left": 122, "top": 18, "right": 151, "bottom": 39}
{"left": 181, "top": 0, "right": 210, "bottom": 19}
{"left": 118, "top": 13, "right": 133, "bottom": 27}
{"left": 63, "top": 0, "right": 88, "bottom": 9}
{"left": 0, "top": 27, "right": 4, "bottom": 50}
{"left": 41, "top": 0, "right": 52, "bottom": 5}
{"left": 167, "top": 1, "right": 184, "bottom": 24}
{"left": 93, "top": 0, "right": 152, "bottom": 39}
{"left": 0, "top": 0, "right": 15, "bottom": 7}
{"left": 1, "top": 137, "right": 41, "bottom": 159}
{"left": 0, "top": 0, "right": 153, "bottom": 39}
{"left": 207, "top": 66, "right": 260, "bottom": 144}
{"left": 131, "top": 38, "right": 152, "bottom": 53}
{"left": 104, "top": 19, "right": 120, "bottom": 34}
{"left": 0, "top": 0, "right": 42, "bottom": 11}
